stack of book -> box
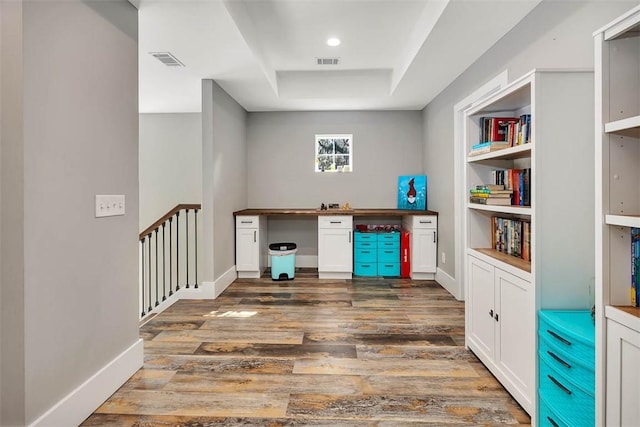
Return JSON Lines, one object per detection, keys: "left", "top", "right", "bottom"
{"left": 631, "top": 228, "right": 640, "bottom": 307}
{"left": 468, "top": 141, "right": 510, "bottom": 156}
{"left": 490, "top": 168, "right": 531, "bottom": 206}
{"left": 469, "top": 184, "right": 513, "bottom": 206}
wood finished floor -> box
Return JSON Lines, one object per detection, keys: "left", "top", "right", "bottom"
{"left": 82, "top": 271, "right": 530, "bottom": 426}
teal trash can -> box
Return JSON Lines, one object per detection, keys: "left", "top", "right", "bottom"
{"left": 269, "top": 242, "right": 297, "bottom": 281}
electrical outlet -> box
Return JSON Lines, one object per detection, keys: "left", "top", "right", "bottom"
{"left": 95, "top": 195, "right": 125, "bottom": 218}
{"left": 441, "top": 252, "right": 446, "bottom": 264}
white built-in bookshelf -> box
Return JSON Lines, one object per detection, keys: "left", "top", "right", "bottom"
{"left": 463, "top": 69, "right": 595, "bottom": 421}
{"left": 594, "top": 5, "right": 640, "bottom": 425}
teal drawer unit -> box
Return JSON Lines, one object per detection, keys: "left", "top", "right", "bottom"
{"left": 538, "top": 310, "right": 594, "bottom": 427}
{"left": 353, "top": 231, "right": 400, "bottom": 277}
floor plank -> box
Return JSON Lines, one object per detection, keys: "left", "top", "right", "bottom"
{"left": 81, "top": 275, "right": 530, "bottom": 425}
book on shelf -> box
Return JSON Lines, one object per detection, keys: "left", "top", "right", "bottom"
{"left": 479, "top": 115, "right": 531, "bottom": 146}
{"left": 490, "top": 168, "right": 531, "bottom": 206}
{"left": 470, "top": 196, "right": 512, "bottom": 206}
{"left": 491, "top": 216, "right": 531, "bottom": 262}
{"left": 632, "top": 228, "right": 640, "bottom": 307}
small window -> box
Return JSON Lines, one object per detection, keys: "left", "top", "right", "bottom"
{"left": 315, "top": 134, "right": 352, "bottom": 172}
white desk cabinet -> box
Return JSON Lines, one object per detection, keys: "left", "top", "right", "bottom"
{"left": 402, "top": 215, "right": 437, "bottom": 279}
{"left": 235, "top": 216, "right": 267, "bottom": 278}
{"left": 318, "top": 215, "right": 353, "bottom": 279}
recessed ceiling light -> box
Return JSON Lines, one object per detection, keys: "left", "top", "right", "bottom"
{"left": 327, "top": 37, "right": 341, "bottom": 47}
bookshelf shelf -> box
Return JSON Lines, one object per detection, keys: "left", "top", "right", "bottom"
{"left": 468, "top": 203, "right": 531, "bottom": 215}
{"left": 604, "top": 115, "right": 640, "bottom": 133}
{"left": 605, "top": 214, "right": 640, "bottom": 228}
{"left": 467, "top": 144, "right": 532, "bottom": 162}
{"left": 464, "top": 69, "right": 594, "bottom": 422}
{"left": 595, "top": 6, "right": 640, "bottom": 425}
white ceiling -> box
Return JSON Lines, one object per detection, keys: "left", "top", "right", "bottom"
{"left": 137, "top": 0, "right": 542, "bottom": 113}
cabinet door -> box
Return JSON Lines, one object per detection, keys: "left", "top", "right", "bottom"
{"left": 412, "top": 228, "right": 437, "bottom": 272}
{"left": 236, "top": 228, "right": 258, "bottom": 272}
{"left": 606, "top": 318, "right": 640, "bottom": 427}
{"left": 318, "top": 228, "right": 353, "bottom": 272}
{"left": 494, "top": 268, "right": 535, "bottom": 412}
{"left": 467, "top": 256, "right": 495, "bottom": 361}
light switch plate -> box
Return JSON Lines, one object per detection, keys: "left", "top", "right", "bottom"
{"left": 95, "top": 195, "right": 125, "bottom": 218}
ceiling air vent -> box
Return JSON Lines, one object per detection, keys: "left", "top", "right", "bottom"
{"left": 150, "top": 52, "right": 185, "bottom": 67}
{"left": 316, "top": 57, "right": 340, "bottom": 65}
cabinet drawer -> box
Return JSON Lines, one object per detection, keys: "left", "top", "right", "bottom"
{"left": 539, "top": 336, "right": 594, "bottom": 393}
{"left": 354, "top": 241, "right": 376, "bottom": 250}
{"left": 539, "top": 358, "right": 594, "bottom": 426}
{"left": 377, "top": 232, "right": 400, "bottom": 243}
{"left": 378, "top": 248, "right": 399, "bottom": 263}
{"left": 378, "top": 263, "right": 400, "bottom": 277}
{"left": 354, "top": 232, "right": 377, "bottom": 243}
{"left": 539, "top": 395, "right": 570, "bottom": 427}
{"left": 539, "top": 311, "right": 595, "bottom": 366}
{"left": 412, "top": 216, "right": 437, "bottom": 229}
{"left": 354, "top": 262, "right": 377, "bottom": 276}
{"left": 236, "top": 216, "right": 260, "bottom": 228}
{"left": 377, "top": 240, "right": 400, "bottom": 249}
{"left": 354, "top": 248, "right": 377, "bottom": 263}
{"left": 318, "top": 216, "right": 353, "bottom": 229}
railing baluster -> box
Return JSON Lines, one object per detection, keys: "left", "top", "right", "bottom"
{"left": 147, "top": 233, "right": 152, "bottom": 313}
{"left": 176, "top": 211, "right": 180, "bottom": 291}
{"left": 195, "top": 208, "right": 199, "bottom": 289}
{"left": 186, "top": 209, "right": 190, "bottom": 288}
{"left": 168, "top": 217, "right": 173, "bottom": 296}
{"left": 141, "top": 237, "right": 146, "bottom": 317}
{"left": 162, "top": 222, "right": 166, "bottom": 302}
{"left": 155, "top": 228, "right": 159, "bottom": 307}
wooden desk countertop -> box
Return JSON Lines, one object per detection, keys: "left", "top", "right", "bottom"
{"left": 233, "top": 208, "right": 438, "bottom": 217}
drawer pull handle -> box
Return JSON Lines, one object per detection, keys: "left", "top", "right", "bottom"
{"left": 254, "top": 230, "right": 256, "bottom": 242}
{"left": 362, "top": 251, "right": 370, "bottom": 254}
{"left": 241, "top": 221, "right": 252, "bottom": 224}
{"left": 548, "top": 374, "right": 572, "bottom": 395}
{"left": 547, "top": 416, "right": 560, "bottom": 427}
{"left": 330, "top": 221, "right": 342, "bottom": 224}
{"left": 433, "top": 231, "right": 436, "bottom": 243}
{"left": 547, "top": 350, "right": 571, "bottom": 369}
{"left": 547, "top": 330, "right": 572, "bottom": 346}
{"left": 362, "top": 264, "right": 371, "bottom": 267}
{"left": 384, "top": 251, "right": 393, "bottom": 254}
{"left": 420, "top": 220, "right": 432, "bottom": 224}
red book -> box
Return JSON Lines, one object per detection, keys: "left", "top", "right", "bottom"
{"left": 490, "top": 117, "right": 519, "bottom": 142}
{"left": 401, "top": 230, "right": 411, "bottom": 278}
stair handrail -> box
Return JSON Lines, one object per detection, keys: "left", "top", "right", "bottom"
{"left": 139, "top": 203, "right": 201, "bottom": 239}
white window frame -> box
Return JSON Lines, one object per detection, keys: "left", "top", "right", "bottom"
{"left": 315, "top": 134, "right": 353, "bottom": 172}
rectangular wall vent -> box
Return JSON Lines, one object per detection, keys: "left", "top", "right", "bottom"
{"left": 150, "top": 52, "right": 185, "bottom": 67}
{"left": 316, "top": 57, "right": 340, "bottom": 65}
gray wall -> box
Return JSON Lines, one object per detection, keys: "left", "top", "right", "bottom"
{"left": 422, "top": 0, "right": 637, "bottom": 279}
{"left": 139, "top": 113, "right": 202, "bottom": 230}
{"left": 247, "top": 111, "right": 424, "bottom": 208}
{"left": 202, "top": 80, "right": 248, "bottom": 283}
{"left": 2, "top": 1, "right": 139, "bottom": 424}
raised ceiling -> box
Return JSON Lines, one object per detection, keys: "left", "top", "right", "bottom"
{"left": 138, "top": 0, "right": 541, "bottom": 113}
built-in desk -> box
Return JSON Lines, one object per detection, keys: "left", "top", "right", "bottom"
{"left": 233, "top": 208, "right": 438, "bottom": 280}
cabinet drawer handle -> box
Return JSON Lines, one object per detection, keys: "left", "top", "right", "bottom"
{"left": 547, "top": 374, "right": 572, "bottom": 395}
{"left": 547, "top": 329, "right": 572, "bottom": 346}
{"left": 349, "top": 231, "right": 351, "bottom": 243}
{"left": 547, "top": 350, "right": 571, "bottom": 369}
{"left": 362, "top": 264, "right": 371, "bottom": 267}
{"left": 362, "top": 251, "right": 370, "bottom": 254}
{"left": 330, "top": 221, "right": 342, "bottom": 224}
{"left": 241, "top": 220, "right": 253, "bottom": 224}
{"left": 420, "top": 220, "right": 432, "bottom": 224}
{"left": 547, "top": 416, "right": 560, "bottom": 427}
{"left": 433, "top": 231, "right": 436, "bottom": 243}
{"left": 384, "top": 250, "right": 393, "bottom": 254}
{"left": 254, "top": 230, "right": 256, "bottom": 242}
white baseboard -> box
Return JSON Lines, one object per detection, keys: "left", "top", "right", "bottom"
{"left": 410, "top": 272, "right": 436, "bottom": 280}
{"left": 29, "top": 339, "right": 143, "bottom": 427}
{"left": 213, "top": 265, "right": 237, "bottom": 297}
{"left": 436, "top": 267, "right": 462, "bottom": 301}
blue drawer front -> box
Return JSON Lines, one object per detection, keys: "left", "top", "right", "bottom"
{"left": 377, "top": 240, "right": 400, "bottom": 249}
{"left": 539, "top": 335, "right": 594, "bottom": 394}
{"left": 354, "top": 232, "right": 377, "bottom": 243}
{"left": 354, "top": 248, "right": 377, "bottom": 263}
{"left": 355, "top": 241, "right": 376, "bottom": 250}
{"left": 539, "top": 358, "right": 594, "bottom": 426}
{"left": 539, "top": 311, "right": 595, "bottom": 367}
{"left": 378, "top": 263, "right": 399, "bottom": 277}
{"left": 378, "top": 248, "right": 399, "bottom": 263}
{"left": 354, "top": 262, "right": 377, "bottom": 276}
{"left": 377, "top": 232, "right": 400, "bottom": 243}
{"left": 539, "top": 395, "right": 570, "bottom": 427}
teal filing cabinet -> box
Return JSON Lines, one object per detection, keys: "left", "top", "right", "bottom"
{"left": 538, "top": 310, "right": 595, "bottom": 427}
{"left": 354, "top": 231, "right": 399, "bottom": 277}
